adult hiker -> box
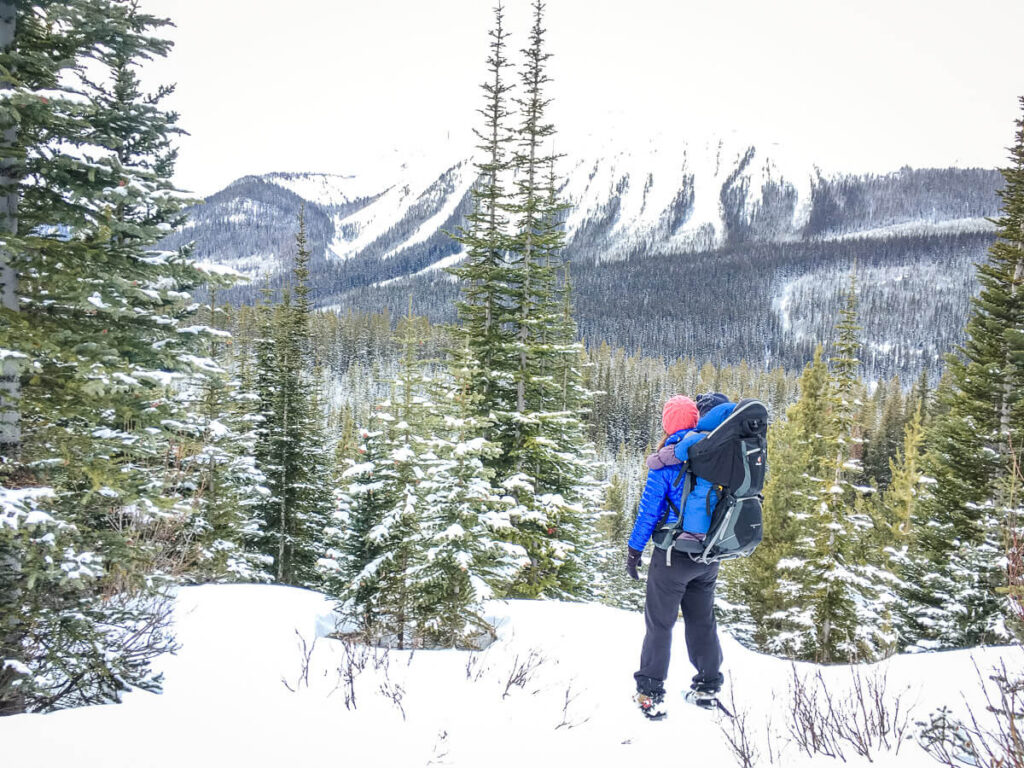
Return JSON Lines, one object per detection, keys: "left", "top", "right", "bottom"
{"left": 626, "top": 392, "right": 732, "bottom": 720}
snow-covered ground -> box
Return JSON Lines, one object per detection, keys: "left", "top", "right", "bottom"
{"left": 1, "top": 584, "right": 1017, "bottom": 767}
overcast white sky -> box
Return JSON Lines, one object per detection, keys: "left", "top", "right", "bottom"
{"left": 140, "top": 0, "right": 1024, "bottom": 196}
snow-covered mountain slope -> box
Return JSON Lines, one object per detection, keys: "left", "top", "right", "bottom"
{"left": 0, "top": 584, "right": 1017, "bottom": 768}
{"left": 562, "top": 136, "right": 816, "bottom": 259}
{"left": 162, "top": 137, "right": 1000, "bottom": 284}
{"left": 155, "top": 139, "right": 1001, "bottom": 379}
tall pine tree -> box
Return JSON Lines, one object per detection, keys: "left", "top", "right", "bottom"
{"left": 449, "top": 0, "right": 601, "bottom": 598}
{"left": 449, "top": 1, "right": 515, "bottom": 420}
{"left": 902, "top": 97, "right": 1024, "bottom": 648}
{"left": 251, "top": 209, "right": 332, "bottom": 586}
{"left": 0, "top": 0, "right": 211, "bottom": 713}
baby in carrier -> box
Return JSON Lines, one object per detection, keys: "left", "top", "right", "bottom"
{"left": 645, "top": 392, "right": 735, "bottom": 544}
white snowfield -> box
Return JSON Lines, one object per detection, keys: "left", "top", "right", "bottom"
{"left": 1, "top": 584, "right": 1017, "bottom": 767}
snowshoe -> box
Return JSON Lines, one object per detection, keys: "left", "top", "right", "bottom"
{"left": 634, "top": 691, "right": 667, "bottom": 721}
{"left": 684, "top": 688, "right": 734, "bottom": 718}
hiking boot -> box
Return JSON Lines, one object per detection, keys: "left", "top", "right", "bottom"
{"left": 634, "top": 690, "right": 667, "bottom": 720}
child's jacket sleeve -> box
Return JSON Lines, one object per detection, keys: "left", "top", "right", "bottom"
{"left": 673, "top": 431, "right": 706, "bottom": 463}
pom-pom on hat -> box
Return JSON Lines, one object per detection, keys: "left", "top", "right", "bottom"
{"left": 696, "top": 392, "right": 730, "bottom": 416}
{"left": 662, "top": 395, "right": 699, "bottom": 435}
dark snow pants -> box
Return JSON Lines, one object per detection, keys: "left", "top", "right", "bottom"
{"left": 634, "top": 548, "right": 723, "bottom": 695}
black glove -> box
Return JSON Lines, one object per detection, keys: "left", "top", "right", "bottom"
{"left": 626, "top": 547, "right": 643, "bottom": 580}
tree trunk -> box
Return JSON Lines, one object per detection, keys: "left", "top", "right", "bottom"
{"left": 277, "top": 395, "right": 288, "bottom": 583}
{"left": 0, "top": 1, "right": 26, "bottom": 717}
{"left": 1002, "top": 254, "right": 1022, "bottom": 442}
{"left": 0, "top": 1, "right": 18, "bottom": 456}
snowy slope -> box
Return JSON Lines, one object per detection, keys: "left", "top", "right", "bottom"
{"left": 172, "top": 134, "right": 998, "bottom": 292}
{"left": 1, "top": 584, "right": 1017, "bottom": 768}
{"left": 313, "top": 160, "right": 475, "bottom": 263}
{"left": 560, "top": 132, "right": 818, "bottom": 259}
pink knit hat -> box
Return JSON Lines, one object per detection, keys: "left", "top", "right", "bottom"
{"left": 662, "top": 395, "right": 698, "bottom": 435}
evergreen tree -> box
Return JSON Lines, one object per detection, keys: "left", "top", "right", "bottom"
{"left": 323, "top": 420, "right": 401, "bottom": 638}
{"left": 864, "top": 376, "right": 906, "bottom": 488}
{"left": 909, "top": 368, "right": 931, "bottom": 426}
{"left": 449, "top": 0, "right": 515, "bottom": 418}
{"left": 322, "top": 314, "right": 524, "bottom": 646}
{"left": 177, "top": 290, "right": 271, "bottom": 583}
{"left": 251, "top": 210, "right": 332, "bottom": 586}
{"left": 0, "top": 0, "right": 208, "bottom": 713}
{"left": 867, "top": 404, "right": 925, "bottom": 649}
{"left": 812, "top": 272, "right": 890, "bottom": 661}
{"left": 738, "top": 278, "right": 893, "bottom": 662}
{"left": 902, "top": 98, "right": 1024, "bottom": 648}
{"left": 497, "top": 0, "right": 601, "bottom": 598}
{"left": 412, "top": 359, "right": 522, "bottom": 647}
{"left": 875, "top": 406, "right": 924, "bottom": 549}
{"left": 741, "top": 348, "right": 832, "bottom": 658}
{"left": 448, "top": 0, "right": 602, "bottom": 598}
{"left": 591, "top": 468, "right": 645, "bottom": 611}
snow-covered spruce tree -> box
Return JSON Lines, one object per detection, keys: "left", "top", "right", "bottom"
{"left": 591, "top": 465, "right": 645, "bottom": 611}
{"left": 495, "top": 0, "right": 601, "bottom": 599}
{"left": 0, "top": 0, "right": 219, "bottom": 713}
{"left": 173, "top": 288, "right": 272, "bottom": 583}
{"left": 338, "top": 316, "right": 435, "bottom": 646}
{"left": 449, "top": 0, "right": 601, "bottom": 599}
{"left": 902, "top": 98, "right": 1024, "bottom": 649}
{"left": 813, "top": 272, "right": 893, "bottom": 661}
{"left": 251, "top": 210, "right": 333, "bottom": 587}
{"left": 322, "top": 418, "right": 401, "bottom": 639}
{"left": 862, "top": 403, "right": 924, "bottom": 646}
{"left": 322, "top": 316, "right": 523, "bottom": 647}
{"left": 740, "top": 280, "right": 893, "bottom": 663}
{"left": 449, "top": 0, "right": 516, "bottom": 420}
{"left": 863, "top": 376, "right": 908, "bottom": 489}
{"left": 412, "top": 357, "right": 523, "bottom": 647}
{"left": 734, "top": 348, "right": 832, "bottom": 657}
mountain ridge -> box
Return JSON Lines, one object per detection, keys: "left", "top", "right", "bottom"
{"left": 159, "top": 141, "right": 1002, "bottom": 379}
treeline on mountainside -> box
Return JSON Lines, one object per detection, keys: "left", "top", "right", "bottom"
{"left": 0, "top": 0, "right": 1021, "bottom": 720}
{"left": 318, "top": 230, "right": 992, "bottom": 383}
{"left": 161, "top": 151, "right": 999, "bottom": 385}
{"left": 799, "top": 167, "right": 999, "bottom": 238}
{"left": 169, "top": 164, "right": 999, "bottom": 297}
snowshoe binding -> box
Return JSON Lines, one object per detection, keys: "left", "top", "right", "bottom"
{"left": 684, "top": 688, "right": 734, "bottom": 718}
{"left": 634, "top": 690, "right": 667, "bottom": 721}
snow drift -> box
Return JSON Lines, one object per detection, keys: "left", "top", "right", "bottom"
{"left": 0, "top": 584, "right": 1017, "bottom": 767}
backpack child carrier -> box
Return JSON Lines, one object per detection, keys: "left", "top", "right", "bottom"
{"left": 654, "top": 398, "right": 768, "bottom": 564}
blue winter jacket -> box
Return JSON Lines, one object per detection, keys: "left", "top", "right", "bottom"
{"left": 627, "top": 402, "right": 737, "bottom": 551}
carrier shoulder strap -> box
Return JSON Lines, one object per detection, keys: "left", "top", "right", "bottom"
{"left": 663, "top": 472, "right": 695, "bottom": 568}
{"left": 672, "top": 463, "right": 687, "bottom": 488}
{"left": 655, "top": 464, "right": 692, "bottom": 533}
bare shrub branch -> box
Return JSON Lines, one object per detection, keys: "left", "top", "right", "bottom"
{"left": 501, "top": 649, "right": 545, "bottom": 699}
{"left": 328, "top": 636, "right": 371, "bottom": 710}
{"left": 426, "top": 729, "right": 450, "bottom": 766}
{"left": 787, "top": 664, "right": 845, "bottom": 761}
{"left": 917, "top": 658, "right": 1024, "bottom": 768}
{"left": 787, "top": 663, "right": 914, "bottom": 763}
{"left": 721, "top": 682, "right": 761, "bottom": 767}
{"left": 281, "top": 630, "right": 317, "bottom": 693}
{"left": 554, "top": 680, "right": 591, "bottom": 730}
